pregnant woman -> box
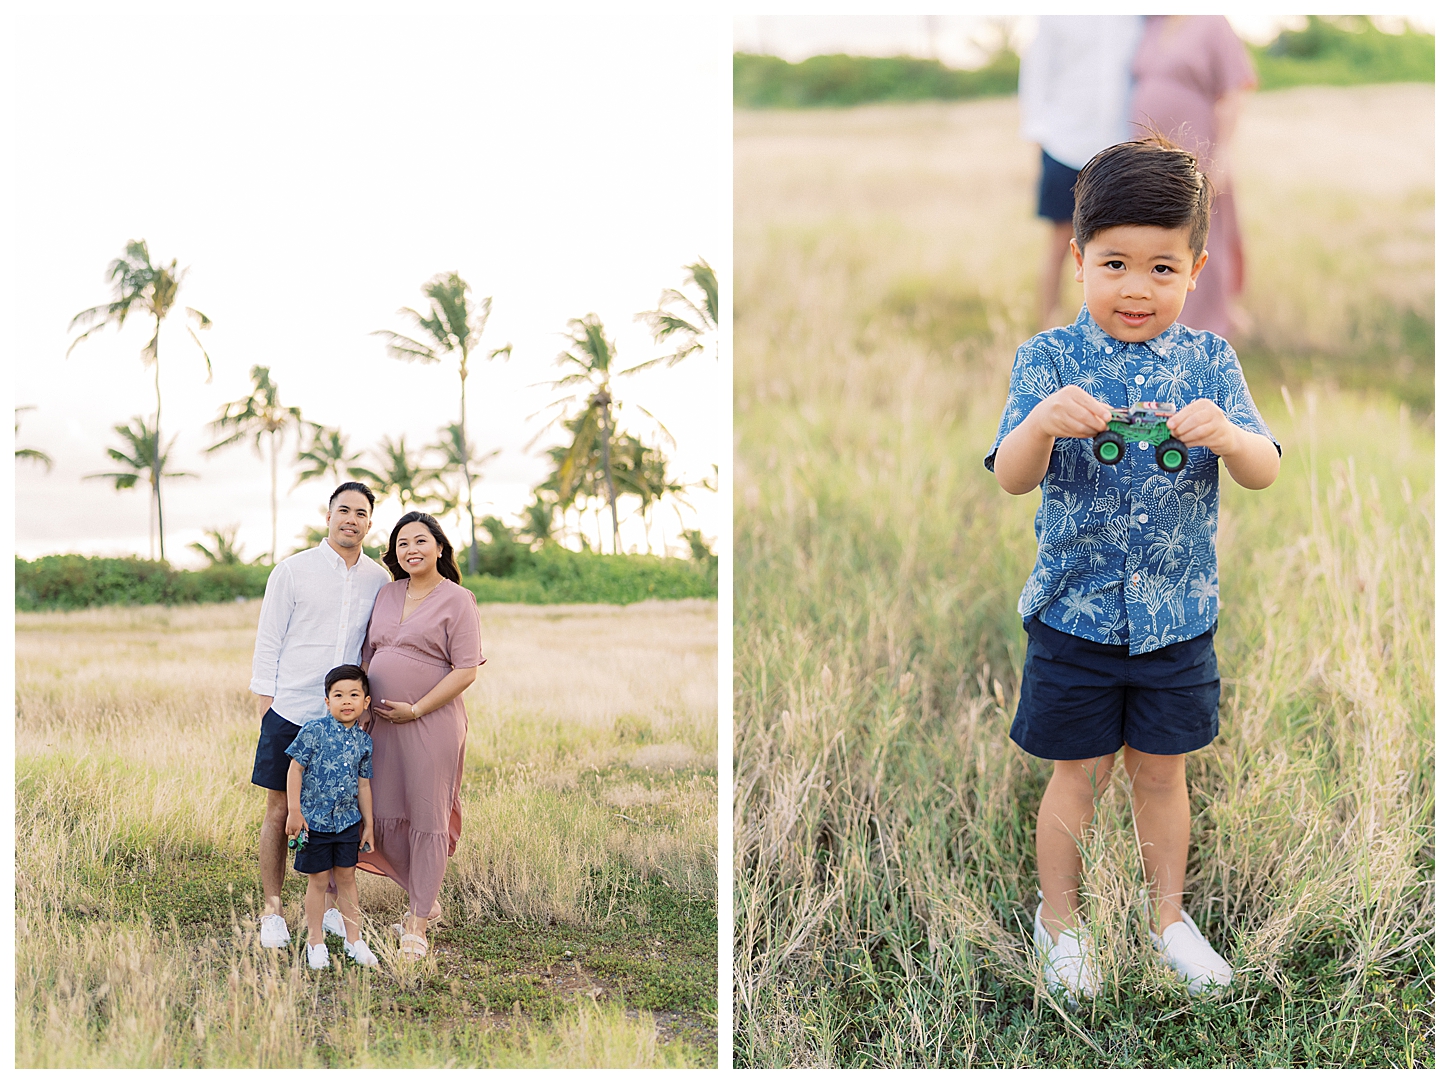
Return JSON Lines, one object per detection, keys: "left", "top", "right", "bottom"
{"left": 357, "top": 511, "right": 483, "bottom": 958}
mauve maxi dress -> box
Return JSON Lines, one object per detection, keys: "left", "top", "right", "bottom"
{"left": 1130, "top": 15, "right": 1257, "bottom": 338}
{"left": 356, "top": 577, "right": 483, "bottom": 917}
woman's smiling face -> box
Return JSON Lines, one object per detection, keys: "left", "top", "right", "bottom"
{"left": 1072, "top": 223, "right": 1209, "bottom": 342}
{"left": 395, "top": 523, "right": 440, "bottom": 578}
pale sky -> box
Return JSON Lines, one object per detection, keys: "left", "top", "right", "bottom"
{"left": 733, "top": 13, "right": 1435, "bottom": 65}
{"left": 13, "top": 7, "right": 728, "bottom": 566}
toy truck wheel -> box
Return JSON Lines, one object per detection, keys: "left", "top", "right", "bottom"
{"left": 1093, "top": 431, "right": 1125, "bottom": 465}
{"left": 1156, "top": 437, "right": 1189, "bottom": 472}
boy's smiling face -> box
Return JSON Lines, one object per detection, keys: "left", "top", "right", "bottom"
{"left": 1072, "top": 224, "right": 1209, "bottom": 342}
{"left": 326, "top": 679, "right": 370, "bottom": 726}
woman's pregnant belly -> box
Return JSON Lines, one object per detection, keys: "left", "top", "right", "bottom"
{"left": 367, "top": 647, "right": 451, "bottom": 707}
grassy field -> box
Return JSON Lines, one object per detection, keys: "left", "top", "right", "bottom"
{"left": 16, "top": 599, "right": 717, "bottom": 1068}
{"left": 734, "top": 86, "right": 1432, "bottom": 1068}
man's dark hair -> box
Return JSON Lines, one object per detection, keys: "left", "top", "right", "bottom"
{"left": 325, "top": 664, "right": 370, "bottom": 697}
{"left": 1073, "top": 136, "right": 1213, "bottom": 256}
{"left": 329, "top": 481, "right": 376, "bottom": 513}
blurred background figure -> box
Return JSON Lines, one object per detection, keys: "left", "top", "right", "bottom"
{"left": 1131, "top": 15, "right": 1258, "bottom": 339}
{"left": 1018, "top": 15, "right": 1144, "bottom": 330}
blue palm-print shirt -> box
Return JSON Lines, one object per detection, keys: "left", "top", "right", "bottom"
{"left": 286, "top": 714, "right": 373, "bottom": 833}
{"left": 985, "top": 307, "right": 1279, "bottom": 655}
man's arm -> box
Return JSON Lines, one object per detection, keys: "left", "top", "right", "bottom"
{"left": 993, "top": 386, "right": 1112, "bottom": 495}
{"left": 249, "top": 564, "right": 293, "bottom": 717}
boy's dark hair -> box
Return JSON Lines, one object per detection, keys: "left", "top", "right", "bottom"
{"left": 329, "top": 481, "right": 376, "bottom": 513}
{"left": 1073, "top": 136, "right": 1214, "bottom": 256}
{"left": 325, "top": 664, "right": 370, "bottom": 697}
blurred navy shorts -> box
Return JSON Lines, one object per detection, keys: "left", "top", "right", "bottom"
{"left": 1037, "top": 150, "right": 1079, "bottom": 223}
{"left": 251, "top": 708, "right": 301, "bottom": 791}
{"left": 1011, "top": 615, "right": 1220, "bottom": 760}
{"left": 293, "top": 820, "right": 361, "bottom": 875}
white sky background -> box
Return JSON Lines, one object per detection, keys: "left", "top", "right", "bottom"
{"left": 733, "top": 13, "right": 1435, "bottom": 63}
{"left": 13, "top": 8, "right": 728, "bottom": 567}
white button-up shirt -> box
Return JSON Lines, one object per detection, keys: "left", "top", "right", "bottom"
{"left": 1018, "top": 15, "right": 1144, "bottom": 170}
{"left": 249, "top": 541, "right": 393, "bottom": 724}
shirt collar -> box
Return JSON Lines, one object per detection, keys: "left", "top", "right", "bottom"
{"left": 1073, "top": 305, "right": 1182, "bottom": 359}
{"left": 316, "top": 538, "right": 349, "bottom": 571}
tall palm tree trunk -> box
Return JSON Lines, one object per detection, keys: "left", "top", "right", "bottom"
{"left": 596, "top": 391, "right": 621, "bottom": 554}
{"left": 269, "top": 428, "right": 279, "bottom": 564}
{"left": 461, "top": 367, "right": 478, "bottom": 575}
{"left": 152, "top": 320, "right": 167, "bottom": 562}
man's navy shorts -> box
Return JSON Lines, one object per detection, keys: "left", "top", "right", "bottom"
{"left": 1011, "top": 615, "right": 1220, "bottom": 760}
{"left": 251, "top": 708, "right": 301, "bottom": 791}
{"left": 293, "top": 820, "right": 362, "bottom": 875}
{"left": 1036, "top": 149, "right": 1079, "bottom": 223}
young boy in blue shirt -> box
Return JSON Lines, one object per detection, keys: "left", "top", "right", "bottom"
{"left": 986, "top": 137, "right": 1281, "bottom": 1004}
{"left": 286, "top": 664, "right": 379, "bottom": 970}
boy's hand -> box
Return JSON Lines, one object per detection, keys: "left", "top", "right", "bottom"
{"left": 286, "top": 808, "right": 307, "bottom": 840}
{"left": 359, "top": 824, "right": 375, "bottom": 854}
{"left": 1028, "top": 386, "right": 1113, "bottom": 440}
{"left": 1168, "top": 399, "right": 1242, "bottom": 456}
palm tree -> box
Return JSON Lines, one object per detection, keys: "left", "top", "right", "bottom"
{"left": 426, "top": 423, "right": 500, "bottom": 546}
{"left": 519, "top": 495, "right": 558, "bottom": 548}
{"left": 373, "top": 273, "right": 511, "bottom": 575}
{"left": 15, "top": 407, "right": 52, "bottom": 470}
{"left": 353, "top": 435, "right": 437, "bottom": 511}
{"left": 205, "top": 365, "right": 303, "bottom": 565}
{"left": 295, "top": 424, "right": 364, "bottom": 491}
{"left": 634, "top": 259, "right": 718, "bottom": 370}
{"left": 191, "top": 525, "right": 249, "bottom": 566}
{"left": 67, "top": 240, "right": 212, "bottom": 562}
{"left": 84, "top": 416, "right": 195, "bottom": 560}
{"left": 548, "top": 314, "right": 633, "bottom": 553}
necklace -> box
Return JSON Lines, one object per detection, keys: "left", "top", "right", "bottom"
{"left": 406, "top": 579, "right": 442, "bottom": 601}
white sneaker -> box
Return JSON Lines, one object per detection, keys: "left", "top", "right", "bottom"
{"left": 259, "top": 913, "right": 290, "bottom": 949}
{"left": 1034, "top": 901, "right": 1100, "bottom": 1007}
{"left": 322, "top": 907, "right": 347, "bottom": 939}
{"left": 345, "top": 938, "right": 379, "bottom": 968}
{"left": 1151, "top": 909, "right": 1233, "bottom": 994}
{"left": 306, "top": 941, "right": 330, "bottom": 970}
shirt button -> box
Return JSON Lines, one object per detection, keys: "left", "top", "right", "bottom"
{"left": 1138, "top": 513, "right": 1149, "bottom": 523}
{"left": 1135, "top": 375, "right": 1145, "bottom": 385}
{"left": 1132, "top": 573, "right": 1141, "bottom": 584}
{"left": 1138, "top": 441, "right": 1149, "bottom": 450}
{"left": 1105, "top": 346, "right": 1113, "bottom": 355}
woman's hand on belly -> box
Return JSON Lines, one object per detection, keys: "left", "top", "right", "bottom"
{"left": 372, "top": 698, "right": 419, "bottom": 724}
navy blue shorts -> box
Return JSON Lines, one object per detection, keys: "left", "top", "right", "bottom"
{"left": 251, "top": 708, "right": 301, "bottom": 791}
{"left": 1011, "top": 615, "right": 1220, "bottom": 760}
{"left": 1036, "top": 149, "right": 1079, "bottom": 223}
{"left": 293, "top": 820, "right": 362, "bottom": 875}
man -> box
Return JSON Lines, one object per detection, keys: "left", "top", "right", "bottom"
{"left": 1018, "top": 15, "right": 1144, "bottom": 330}
{"left": 249, "top": 481, "right": 392, "bottom": 948}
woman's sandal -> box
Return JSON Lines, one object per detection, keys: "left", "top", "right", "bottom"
{"left": 398, "top": 932, "right": 428, "bottom": 959}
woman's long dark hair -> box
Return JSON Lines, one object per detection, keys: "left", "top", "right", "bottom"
{"left": 384, "top": 511, "right": 462, "bottom": 584}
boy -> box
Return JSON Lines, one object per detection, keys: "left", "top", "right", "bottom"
{"left": 286, "top": 664, "right": 379, "bottom": 969}
{"left": 985, "top": 137, "right": 1280, "bottom": 1004}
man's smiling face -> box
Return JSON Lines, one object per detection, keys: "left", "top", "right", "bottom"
{"left": 1072, "top": 223, "right": 1209, "bottom": 342}
{"left": 326, "top": 492, "right": 372, "bottom": 552}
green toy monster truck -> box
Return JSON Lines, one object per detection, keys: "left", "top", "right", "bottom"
{"left": 1092, "top": 401, "right": 1189, "bottom": 473}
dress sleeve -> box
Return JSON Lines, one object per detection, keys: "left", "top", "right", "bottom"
{"left": 984, "top": 337, "right": 1064, "bottom": 472}
{"left": 1209, "top": 16, "right": 1257, "bottom": 96}
{"left": 1214, "top": 341, "right": 1280, "bottom": 455}
{"left": 444, "top": 584, "right": 484, "bottom": 668}
{"left": 285, "top": 720, "right": 319, "bottom": 768}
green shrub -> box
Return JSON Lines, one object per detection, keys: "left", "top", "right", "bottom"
{"left": 1251, "top": 16, "right": 1434, "bottom": 90}
{"left": 734, "top": 51, "right": 1019, "bottom": 109}
{"left": 15, "top": 555, "right": 273, "bottom": 612}
{"left": 461, "top": 546, "right": 717, "bottom": 606}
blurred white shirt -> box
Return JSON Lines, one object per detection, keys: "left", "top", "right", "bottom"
{"left": 1018, "top": 15, "right": 1144, "bottom": 170}
{"left": 249, "top": 540, "right": 392, "bottom": 724}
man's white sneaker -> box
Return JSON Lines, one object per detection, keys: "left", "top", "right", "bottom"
{"left": 322, "top": 907, "right": 347, "bottom": 939}
{"left": 259, "top": 913, "right": 290, "bottom": 949}
{"left": 345, "top": 938, "right": 379, "bottom": 968}
{"left": 1151, "top": 909, "right": 1232, "bottom": 994}
{"left": 306, "top": 941, "right": 330, "bottom": 970}
{"left": 1034, "top": 901, "right": 1100, "bottom": 1007}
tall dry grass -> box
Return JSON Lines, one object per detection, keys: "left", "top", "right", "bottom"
{"left": 16, "top": 598, "right": 716, "bottom": 1067}
{"left": 734, "top": 86, "right": 1432, "bottom": 1067}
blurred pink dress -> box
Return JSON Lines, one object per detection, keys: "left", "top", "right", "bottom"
{"left": 1130, "top": 15, "right": 1257, "bottom": 338}
{"left": 357, "top": 578, "right": 483, "bottom": 916}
